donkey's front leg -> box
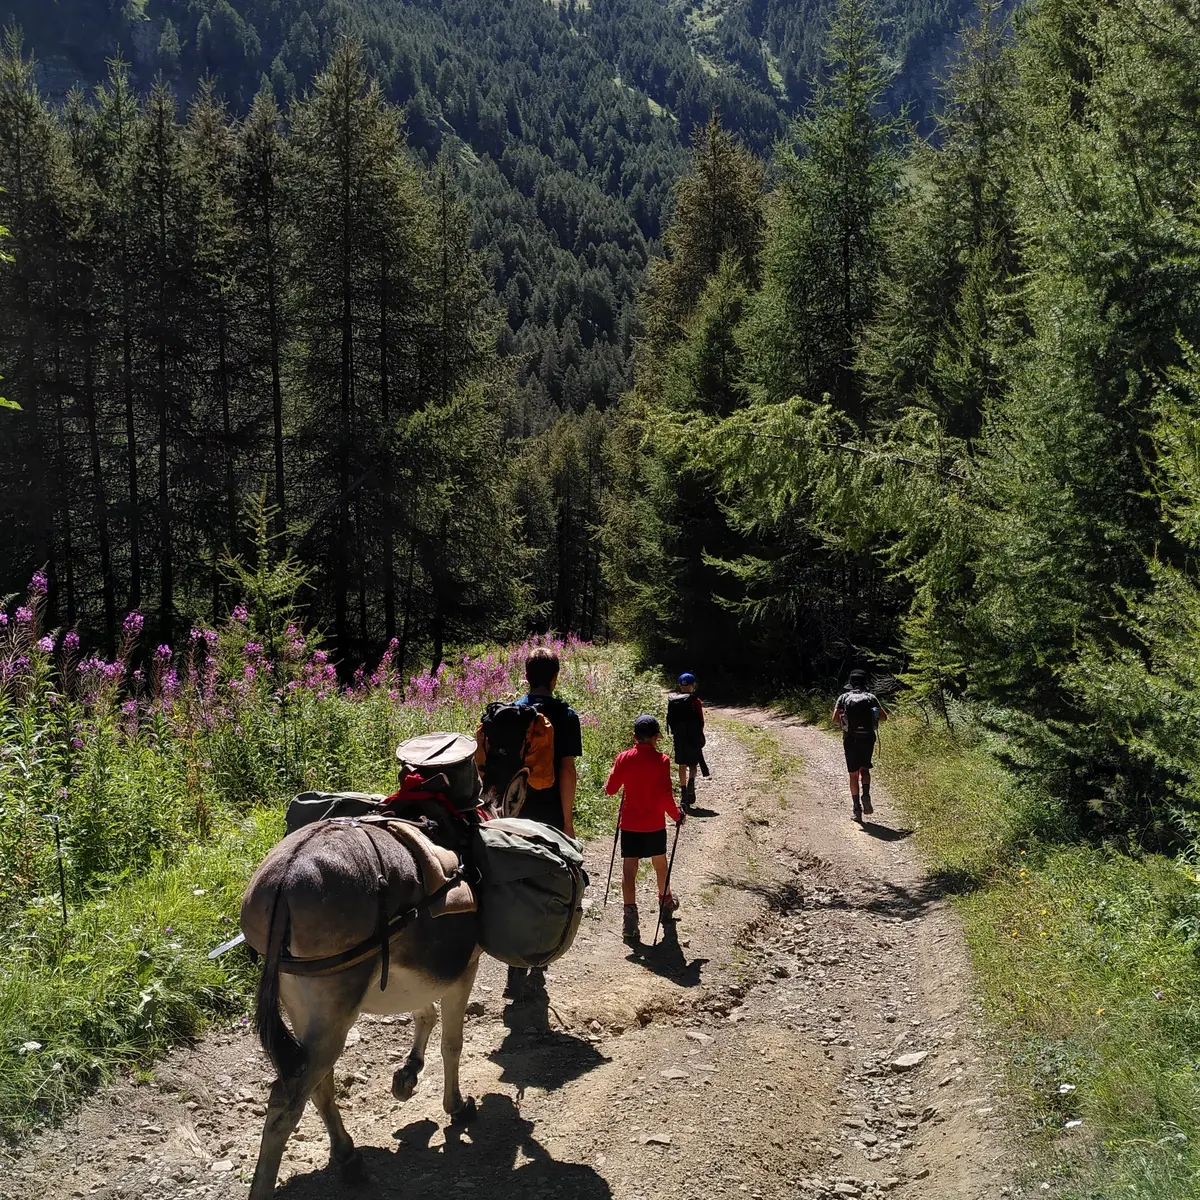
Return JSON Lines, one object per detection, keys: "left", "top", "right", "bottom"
{"left": 392, "top": 1003, "right": 438, "bottom": 1101}
{"left": 440, "top": 955, "right": 481, "bottom": 1123}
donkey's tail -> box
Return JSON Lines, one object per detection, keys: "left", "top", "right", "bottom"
{"left": 255, "top": 886, "right": 305, "bottom": 1080}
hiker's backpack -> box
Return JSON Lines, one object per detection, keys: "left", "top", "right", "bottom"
{"left": 471, "top": 817, "right": 588, "bottom": 968}
{"left": 842, "top": 690, "right": 878, "bottom": 733}
{"left": 475, "top": 701, "right": 556, "bottom": 790}
{"left": 667, "top": 692, "right": 705, "bottom": 745}
{"left": 396, "top": 732, "right": 483, "bottom": 810}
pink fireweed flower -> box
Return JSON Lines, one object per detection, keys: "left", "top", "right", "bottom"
{"left": 63, "top": 630, "right": 79, "bottom": 652}
{"left": 232, "top": 604, "right": 249, "bottom": 623}
{"left": 155, "top": 644, "right": 172, "bottom": 661}
{"left": 15, "top": 606, "right": 33, "bottom": 625}
{"left": 244, "top": 642, "right": 264, "bottom": 659}
{"left": 123, "top": 611, "right": 144, "bottom": 637}
{"left": 36, "top": 636, "right": 54, "bottom": 653}
{"left": 29, "top": 571, "right": 48, "bottom": 596}
{"left": 0, "top": 612, "right": 7, "bottom": 627}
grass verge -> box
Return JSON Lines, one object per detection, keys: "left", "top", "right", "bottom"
{"left": 870, "top": 710, "right": 1200, "bottom": 1198}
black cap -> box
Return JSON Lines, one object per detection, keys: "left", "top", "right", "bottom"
{"left": 848, "top": 669, "right": 869, "bottom": 686}
{"left": 634, "top": 713, "right": 660, "bottom": 738}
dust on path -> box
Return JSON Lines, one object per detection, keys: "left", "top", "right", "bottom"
{"left": 3, "top": 708, "right": 1025, "bottom": 1200}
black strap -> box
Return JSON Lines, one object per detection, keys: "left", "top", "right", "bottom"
{"left": 276, "top": 866, "right": 467, "bottom": 978}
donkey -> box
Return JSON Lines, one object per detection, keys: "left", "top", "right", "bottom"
{"left": 241, "top": 733, "right": 538, "bottom": 1198}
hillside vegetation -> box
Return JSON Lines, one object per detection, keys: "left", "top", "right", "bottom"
{"left": 0, "top": 546, "right": 657, "bottom": 1135}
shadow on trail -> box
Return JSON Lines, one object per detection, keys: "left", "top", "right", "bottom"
{"left": 859, "top": 820, "right": 913, "bottom": 842}
{"left": 487, "top": 1000, "right": 609, "bottom": 1095}
{"left": 684, "top": 805, "right": 719, "bottom": 819}
{"left": 275, "top": 1092, "right": 613, "bottom": 1199}
{"left": 626, "top": 921, "right": 708, "bottom": 987}
{"left": 708, "top": 869, "right": 974, "bottom": 920}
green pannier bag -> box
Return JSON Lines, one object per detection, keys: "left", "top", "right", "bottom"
{"left": 284, "top": 791, "right": 386, "bottom": 835}
{"left": 472, "top": 817, "right": 589, "bottom": 968}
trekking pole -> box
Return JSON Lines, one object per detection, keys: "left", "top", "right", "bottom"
{"left": 603, "top": 799, "right": 624, "bottom": 907}
{"left": 652, "top": 818, "right": 683, "bottom": 947}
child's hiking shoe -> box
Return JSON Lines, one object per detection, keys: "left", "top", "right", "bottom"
{"left": 861, "top": 791, "right": 874, "bottom": 816}
{"left": 852, "top": 801, "right": 863, "bottom": 823}
{"left": 659, "top": 891, "right": 680, "bottom": 919}
{"left": 623, "top": 903, "right": 640, "bottom": 944}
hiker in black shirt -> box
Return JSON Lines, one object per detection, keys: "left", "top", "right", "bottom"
{"left": 832, "top": 668, "right": 888, "bottom": 824}
{"left": 517, "top": 646, "right": 583, "bottom": 838}
{"left": 506, "top": 645, "right": 583, "bottom": 1002}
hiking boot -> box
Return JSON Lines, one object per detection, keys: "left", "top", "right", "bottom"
{"left": 852, "top": 801, "right": 863, "bottom": 823}
{"left": 623, "top": 903, "right": 640, "bottom": 944}
{"left": 504, "top": 966, "right": 528, "bottom": 999}
{"left": 659, "top": 891, "right": 680, "bottom": 919}
{"left": 686, "top": 781, "right": 697, "bottom": 808}
{"left": 861, "top": 791, "right": 874, "bottom": 816}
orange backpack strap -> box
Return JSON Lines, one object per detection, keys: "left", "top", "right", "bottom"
{"left": 474, "top": 723, "right": 487, "bottom": 768}
{"left": 523, "top": 712, "right": 556, "bottom": 790}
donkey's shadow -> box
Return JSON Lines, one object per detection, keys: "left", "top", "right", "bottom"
{"left": 274, "top": 1092, "right": 611, "bottom": 1198}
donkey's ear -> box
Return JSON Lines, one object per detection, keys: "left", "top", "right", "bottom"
{"left": 503, "top": 768, "right": 530, "bottom": 819}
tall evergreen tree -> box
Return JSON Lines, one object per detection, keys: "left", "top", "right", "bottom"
{"left": 740, "top": 0, "right": 904, "bottom": 427}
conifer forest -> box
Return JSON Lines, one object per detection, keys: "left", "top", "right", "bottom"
{"left": 7, "top": 0, "right": 1200, "bottom": 1187}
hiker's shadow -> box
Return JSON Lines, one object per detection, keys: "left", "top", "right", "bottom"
{"left": 490, "top": 1005, "right": 608, "bottom": 1093}
{"left": 860, "top": 821, "right": 913, "bottom": 842}
{"left": 628, "top": 923, "right": 708, "bottom": 986}
{"left": 685, "top": 806, "right": 719, "bottom": 818}
{"left": 278, "top": 1093, "right": 612, "bottom": 1198}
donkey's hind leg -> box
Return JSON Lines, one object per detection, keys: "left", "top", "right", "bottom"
{"left": 250, "top": 1038, "right": 350, "bottom": 1200}
{"left": 440, "top": 954, "right": 481, "bottom": 1123}
{"left": 311, "top": 1069, "right": 366, "bottom": 1182}
{"left": 392, "top": 1003, "right": 438, "bottom": 1102}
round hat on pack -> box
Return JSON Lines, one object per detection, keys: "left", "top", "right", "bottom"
{"left": 678, "top": 672, "right": 696, "bottom": 686}
{"left": 633, "top": 713, "right": 661, "bottom": 738}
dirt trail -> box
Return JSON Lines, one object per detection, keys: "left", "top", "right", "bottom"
{"left": 2, "top": 709, "right": 1023, "bottom": 1200}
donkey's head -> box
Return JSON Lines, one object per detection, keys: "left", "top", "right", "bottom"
{"left": 478, "top": 702, "right": 538, "bottom": 817}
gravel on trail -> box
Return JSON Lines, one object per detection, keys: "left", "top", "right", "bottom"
{"left": 2, "top": 708, "right": 1027, "bottom": 1200}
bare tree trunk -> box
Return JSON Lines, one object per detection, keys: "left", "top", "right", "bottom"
{"left": 83, "top": 336, "right": 116, "bottom": 649}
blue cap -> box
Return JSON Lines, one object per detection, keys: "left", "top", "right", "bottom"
{"left": 634, "top": 713, "right": 660, "bottom": 737}
{"left": 678, "top": 672, "right": 696, "bottom": 686}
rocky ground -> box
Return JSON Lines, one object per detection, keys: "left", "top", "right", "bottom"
{"left": 2, "top": 708, "right": 1027, "bottom": 1200}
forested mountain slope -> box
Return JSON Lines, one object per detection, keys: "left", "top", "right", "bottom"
{"left": 0, "top": 0, "right": 976, "bottom": 418}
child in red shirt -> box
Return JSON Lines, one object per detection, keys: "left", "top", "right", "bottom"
{"left": 605, "top": 713, "right": 684, "bottom": 944}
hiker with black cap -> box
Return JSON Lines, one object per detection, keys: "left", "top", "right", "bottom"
{"left": 832, "top": 669, "right": 888, "bottom": 822}
{"left": 666, "top": 672, "right": 705, "bottom": 810}
{"left": 605, "top": 713, "right": 684, "bottom": 944}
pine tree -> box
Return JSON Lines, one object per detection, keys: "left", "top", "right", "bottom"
{"left": 234, "top": 87, "right": 290, "bottom": 541}
{"left": 740, "top": 0, "right": 904, "bottom": 427}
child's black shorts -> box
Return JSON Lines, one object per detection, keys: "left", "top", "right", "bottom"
{"left": 673, "top": 740, "right": 703, "bottom": 767}
{"left": 621, "top": 828, "right": 668, "bottom": 858}
{"left": 842, "top": 731, "right": 876, "bottom": 773}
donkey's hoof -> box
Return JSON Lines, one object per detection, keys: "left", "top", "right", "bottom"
{"left": 337, "top": 1147, "right": 368, "bottom": 1184}
{"left": 449, "top": 1095, "right": 477, "bottom": 1126}
{"left": 392, "top": 1067, "right": 418, "bottom": 1102}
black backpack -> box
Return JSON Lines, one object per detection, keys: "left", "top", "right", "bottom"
{"left": 842, "top": 690, "right": 877, "bottom": 733}
{"left": 667, "top": 692, "right": 704, "bottom": 743}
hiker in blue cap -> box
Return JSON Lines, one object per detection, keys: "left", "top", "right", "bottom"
{"left": 666, "top": 672, "right": 705, "bottom": 810}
